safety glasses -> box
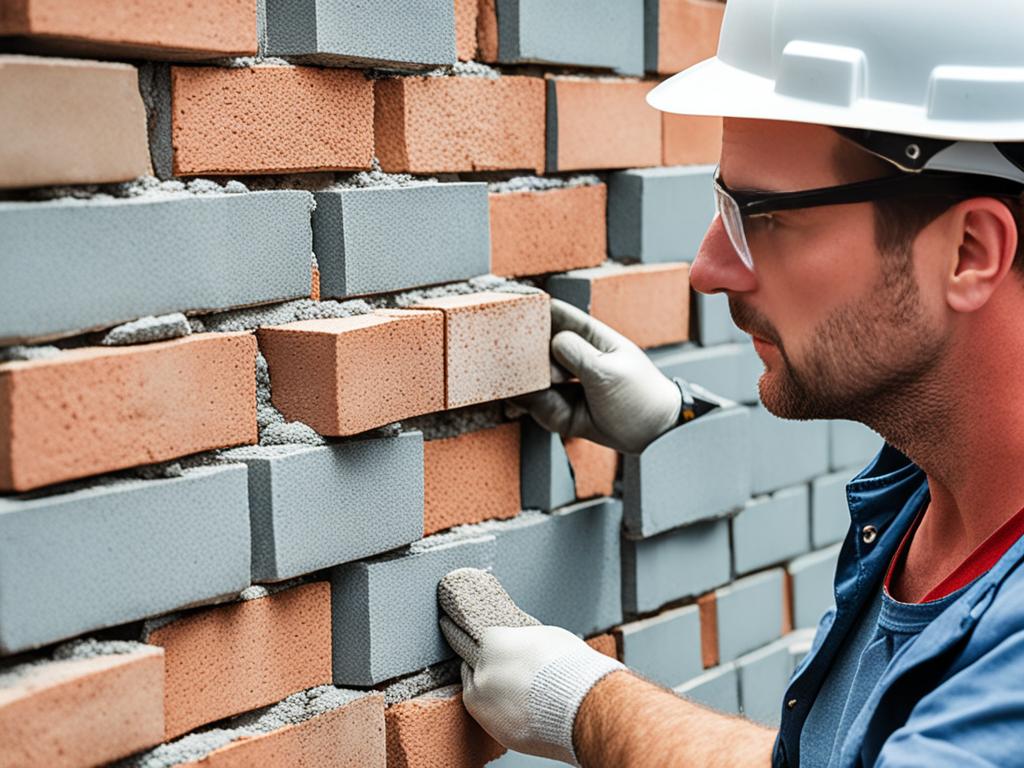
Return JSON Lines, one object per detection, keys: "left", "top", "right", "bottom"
{"left": 713, "top": 168, "right": 1024, "bottom": 271}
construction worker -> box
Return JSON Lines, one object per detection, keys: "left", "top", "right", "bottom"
{"left": 439, "top": 0, "right": 1024, "bottom": 765}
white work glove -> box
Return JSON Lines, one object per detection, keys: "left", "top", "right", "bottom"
{"left": 514, "top": 299, "right": 683, "bottom": 454}
{"left": 438, "top": 568, "right": 625, "bottom": 766}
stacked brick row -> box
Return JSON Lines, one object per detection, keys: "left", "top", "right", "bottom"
{"left": 0, "top": 1, "right": 875, "bottom": 766}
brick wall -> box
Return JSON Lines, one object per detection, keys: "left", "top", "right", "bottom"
{"left": 0, "top": 2, "right": 877, "bottom": 766}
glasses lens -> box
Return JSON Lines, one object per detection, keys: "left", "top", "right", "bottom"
{"left": 714, "top": 184, "right": 755, "bottom": 271}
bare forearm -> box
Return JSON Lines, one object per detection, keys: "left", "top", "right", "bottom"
{"left": 573, "top": 671, "right": 777, "bottom": 767}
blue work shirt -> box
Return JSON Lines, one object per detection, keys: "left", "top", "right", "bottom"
{"left": 773, "top": 443, "right": 1024, "bottom": 767}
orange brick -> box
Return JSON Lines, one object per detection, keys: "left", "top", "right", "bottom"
{"left": 174, "top": 693, "right": 386, "bottom": 768}
{"left": 564, "top": 438, "right": 618, "bottom": 499}
{"left": 476, "top": 0, "right": 498, "bottom": 61}
{"left": 386, "top": 687, "right": 505, "bottom": 768}
{"left": 146, "top": 582, "right": 333, "bottom": 740}
{"left": 0, "top": 0, "right": 257, "bottom": 59}
{"left": 454, "top": 0, "right": 478, "bottom": 61}
{"left": 0, "top": 332, "right": 257, "bottom": 493}
{"left": 0, "top": 646, "right": 164, "bottom": 767}
{"left": 586, "top": 633, "right": 620, "bottom": 660}
{"left": 546, "top": 78, "right": 661, "bottom": 172}
{"left": 489, "top": 184, "right": 607, "bottom": 278}
{"left": 698, "top": 592, "right": 719, "bottom": 668}
{"left": 662, "top": 113, "right": 722, "bottom": 166}
{"left": 171, "top": 65, "right": 373, "bottom": 176}
{"left": 653, "top": 0, "right": 724, "bottom": 75}
{"left": 0, "top": 55, "right": 151, "bottom": 189}
{"left": 375, "top": 75, "right": 546, "bottom": 174}
{"left": 257, "top": 310, "right": 445, "bottom": 437}
{"left": 424, "top": 422, "right": 521, "bottom": 535}
{"left": 411, "top": 292, "right": 551, "bottom": 408}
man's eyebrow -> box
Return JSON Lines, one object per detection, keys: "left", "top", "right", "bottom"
{"left": 717, "top": 171, "right": 779, "bottom": 195}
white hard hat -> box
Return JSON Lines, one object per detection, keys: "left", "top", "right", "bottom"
{"left": 647, "top": 0, "right": 1024, "bottom": 182}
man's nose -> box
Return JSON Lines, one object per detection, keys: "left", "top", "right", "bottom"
{"left": 689, "top": 215, "right": 758, "bottom": 295}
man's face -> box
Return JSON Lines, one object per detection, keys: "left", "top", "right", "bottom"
{"left": 690, "top": 119, "right": 948, "bottom": 421}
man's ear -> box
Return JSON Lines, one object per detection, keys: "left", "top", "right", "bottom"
{"left": 945, "top": 197, "right": 1019, "bottom": 313}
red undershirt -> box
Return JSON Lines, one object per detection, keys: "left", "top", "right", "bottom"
{"left": 884, "top": 504, "right": 1024, "bottom": 603}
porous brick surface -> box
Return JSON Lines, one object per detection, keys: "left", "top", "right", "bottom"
{"left": 563, "top": 438, "right": 618, "bottom": 500}
{"left": 454, "top": 0, "right": 478, "bottom": 60}
{"left": 0, "top": 0, "right": 257, "bottom": 59}
{"left": 0, "top": 646, "right": 164, "bottom": 767}
{"left": 424, "top": 422, "right": 521, "bottom": 535}
{"left": 648, "top": 0, "right": 725, "bottom": 74}
{"left": 171, "top": 65, "right": 374, "bottom": 176}
{"left": 147, "top": 582, "right": 333, "bottom": 739}
{"left": 546, "top": 78, "right": 661, "bottom": 172}
{"left": 411, "top": 292, "right": 551, "bottom": 409}
{"left": 0, "top": 55, "right": 150, "bottom": 189}
{"left": 375, "top": 75, "right": 546, "bottom": 174}
{"left": 0, "top": 333, "right": 257, "bottom": 492}
{"left": 489, "top": 184, "right": 607, "bottom": 278}
{"left": 258, "top": 310, "right": 445, "bottom": 436}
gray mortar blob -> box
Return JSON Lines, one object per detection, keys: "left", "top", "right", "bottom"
{"left": 0, "top": 638, "right": 146, "bottom": 688}
{"left": 252, "top": 352, "right": 324, "bottom": 447}
{"left": 116, "top": 686, "right": 367, "bottom": 768}
{"left": 101, "top": 313, "right": 192, "bottom": 346}
{"left": 423, "top": 61, "right": 500, "bottom": 79}
{"left": 438, "top": 568, "right": 540, "bottom": 644}
{"left": 381, "top": 660, "right": 461, "bottom": 706}
{"left": 401, "top": 403, "right": 507, "bottom": 441}
{"left": 136, "top": 64, "right": 173, "bottom": 180}
{"left": 487, "top": 174, "right": 601, "bottom": 194}
{"left": 0, "top": 344, "right": 61, "bottom": 362}
{"left": 391, "top": 275, "right": 540, "bottom": 308}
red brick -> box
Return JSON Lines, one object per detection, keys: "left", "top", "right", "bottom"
{"left": 375, "top": 75, "right": 546, "bottom": 174}
{"left": 0, "top": 332, "right": 257, "bottom": 493}
{"left": 171, "top": 65, "right": 373, "bottom": 176}
{"left": 424, "top": 422, "right": 521, "bottom": 535}
{"left": 0, "top": 646, "right": 164, "bottom": 767}
{"left": 586, "top": 633, "right": 620, "bottom": 660}
{"left": 0, "top": 0, "right": 257, "bottom": 60}
{"left": 476, "top": 0, "right": 498, "bottom": 61}
{"left": 386, "top": 687, "right": 505, "bottom": 768}
{"left": 547, "top": 77, "right": 661, "bottom": 172}
{"left": 146, "top": 582, "right": 333, "bottom": 740}
{"left": 454, "top": 0, "right": 478, "bottom": 61}
{"left": 411, "top": 292, "right": 551, "bottom": 408}
{"left": 698, "top": 592, "right": 719, "bottom": 668}
{"left": 489, "top": 184, "right": 607, "bottom": 278}
{"left": 257, "top": 310, "right": 445, "bottom": 437}
{"left": 564, "top": 438, "right": 618, "bottom": 499}
{"left": 653, "top": 0, "right": 724, "bottom": 75}
{"left": 662, "top": 113, "right": 722, "bottom": 166}
{"left": 0, "top": 55, "right": 150, "bottom": 189}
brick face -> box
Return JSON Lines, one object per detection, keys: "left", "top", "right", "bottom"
{"left": 653, "top": 0, "right": 725, "bottom": 75}
{"left": 385, "top": 688, "right": 505, "bottom": 768}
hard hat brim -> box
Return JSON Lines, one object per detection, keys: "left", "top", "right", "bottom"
{"left": 647, "top": 57, "right": 1024, "bottom": 143}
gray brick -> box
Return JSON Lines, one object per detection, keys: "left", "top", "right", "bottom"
{"left": 231, "top": 433, "right": 425, "bottom": 583}
{"left": 492, "top": 501, "right": 623, "bottom": 637}
{"left": 675, "top": 663, "right": 739, "bottom": 714}
{"left": 829, "top": 420, "right": 882, "bottom": 471}
{"left": 693, "top": 292, "right": 739, "bottom": 347}
{"left": 544, "top": 270, "right": 591, "bottom": 314}
{"left": 811, "top": 469, "right": 857, "bottom": 548}
{"left": 494, "top": 0, "right": 644, "bottom": 76}
{"left": 0, "top": 465, "right": 250, "bottom": 655}
{"left": 608, "top": 165, "right": 715, "bottom": 263}
{"left": 750, "top": 407, "right": 830, "bottom": 494}
{"left": 623, "top": 406, "right": 751, "bottom": 537}
{"left": 0, "top": 191, "right": 313, "bottom": 344}
{"left": 312, "top": 183, "right": 490, "bottom": 298}
{"left": 736, "top": 342, "right": 762, "bottom": 403}
{"left": 713, "top": 569, "right": 785, "bottom": 662}
{"left": 330, "top": 532, "right": 495, "bottom": 686}
{"left": 737, "top": 637, "right": 792, "bottom": 727}
{"left": 260, "top": 0, "right": 456, "bottom": 68}
{"left": 519, "top": 419, "right": 576, "bottom": 512}
{"left": 789, "top": 544, "right": 842, "bottom": 629}
{"left": 617, "top": 604, "right": 703, "bottom": 688}
{"left": 649, "top": 343, "right": 735, "bottom": 402}
{"left": 622, "top": 517, "right": 731, "bottom": 617}
{"left": 732, "top": 485, "right": 811, "bottom": 575}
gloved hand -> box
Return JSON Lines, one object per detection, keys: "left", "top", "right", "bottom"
{"left": 514, "top": 299, "right": 683, "bottom": 454}
{"left": 438, "top": 568, "right": 625, "bottom": 766}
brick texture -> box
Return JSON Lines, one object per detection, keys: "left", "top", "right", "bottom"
{"left": 0, "top": 0, "right": 257, "bottom": 59}
{"left": 257, "top": 311, "right": 445, "bottom": 436}
{"left": 454, "top": 0, "right": 478, "bottom": 60}
{"left": 0, "top": 55, "right": 150, "bottom": 189}
{"left": 564, "top": 437, "right": 618, "bottom": 499}
{"left": 146, "top": 582, "right": 333, "bottom": 739}
{"left": 375, "top": 75, "right": 546, "bottom": 174}
{"left": 171, "top": 65, "right": 374, "bottom": 176}
{"left": 546, "top": 78, "right": 661, "bottom": 172}
{"left": 489, "top": 184, "right": 608, "bottom": 278}
{"left": 424, "top": 422, "right": 521, "bottom": 536}
{"left": 0, "top": 332, "right": 256, "bottom": 493}
{"left": 651, "top": 0, "right": 725, "bottom": 75}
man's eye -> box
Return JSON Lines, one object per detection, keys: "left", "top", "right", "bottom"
{"left": 745, "top": 213, "right": 778, "bottom": 233}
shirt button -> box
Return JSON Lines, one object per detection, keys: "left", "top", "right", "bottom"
{"left": 787, "top": 698, "right": 798, "bottom": 710}
{"left": 862, "top": 525, "right": 879, "bottom": 544}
